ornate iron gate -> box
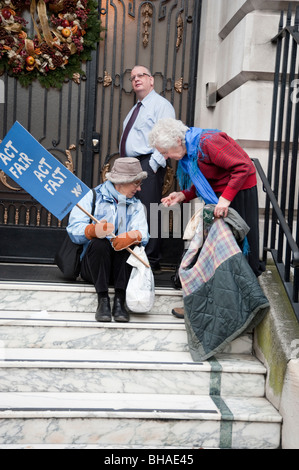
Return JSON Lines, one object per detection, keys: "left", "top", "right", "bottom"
{"left": 256, "top": 4, "right": 299, "bottom": 321}
{"left": 0, "top": 0, "right": 201, "bottom": 264}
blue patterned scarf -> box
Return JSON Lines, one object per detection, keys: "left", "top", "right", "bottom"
{"left": 176, "top": 127, "right": 219, "bottom": 204}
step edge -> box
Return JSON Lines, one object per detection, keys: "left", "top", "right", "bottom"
{"left": 0, "top": 350, "right": 266, "bottom": 373}
{"left": 0, "top": 282, "right": 183, "bottom": 297}
{"left": 0, "top": 359, "right": 266, "bottom": 374}
{"left": 0, "top": 392, "right": 282, "bottom": 421}
{"left": 0, "top": 318, "right": 186, "bottom": 330}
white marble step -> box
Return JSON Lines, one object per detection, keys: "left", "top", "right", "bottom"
{"left": 0, "top": 281, "right": 282, "bottom": 449}
{"left": 0, "top": 310, "right": 253, "bottom": 354}
{"left": 0, "top": 348, "right": 266, "bottom": 397}
{"left": 0, "top": 309, "right": 184, "bottom": 325}
{"left": 0, "top": 392, "right": 282, "bottom": 449}
{"left": 0, "top": 444, "right": 213, "bottom": 449}
{"left": 0, "top": 282, "right": 183, "bottom": 314}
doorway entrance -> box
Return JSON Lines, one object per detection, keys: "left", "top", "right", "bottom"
{"left": 0, "top": 0, "right": 201, "bottom": 267}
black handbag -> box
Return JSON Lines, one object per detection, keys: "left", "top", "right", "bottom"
{"left": 55, "top": 189, "right": 96, "bottom": 280}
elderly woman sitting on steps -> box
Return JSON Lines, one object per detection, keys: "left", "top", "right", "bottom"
{"left": 148, "top": 118, "right": 265, "bottom": 319}
{"left": 67, "top": 158, "right": 149, "bottom": 323}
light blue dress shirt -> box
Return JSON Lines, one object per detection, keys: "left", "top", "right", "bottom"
{"left": 121, "top": 90, "right": 175, "bottom": 172}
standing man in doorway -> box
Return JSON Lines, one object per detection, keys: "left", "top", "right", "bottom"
{"left": 120, "top": 65, "right": 175, "bottom": 273}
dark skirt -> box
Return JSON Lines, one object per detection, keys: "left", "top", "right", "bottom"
{"left": 218, "top": 186, "right": 265, "bottom": 277}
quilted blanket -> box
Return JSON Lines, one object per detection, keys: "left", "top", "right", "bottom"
{"left": 179, "top": 211, "right": 269, "bottom": 361}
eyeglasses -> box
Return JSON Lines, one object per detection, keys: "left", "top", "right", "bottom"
{"left": 130, "top": 73, "right": 151, "bottom": 82}
{"left": 132, "top": 180, "right": 143, "bottom": 188}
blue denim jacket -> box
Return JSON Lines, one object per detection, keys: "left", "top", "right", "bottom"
{"left": 67, "top": 180, "right": 149, "bottom": 259}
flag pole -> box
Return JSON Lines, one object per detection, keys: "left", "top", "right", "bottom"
{"left": 76, "top": 204, "right": 150, "bottom": 268}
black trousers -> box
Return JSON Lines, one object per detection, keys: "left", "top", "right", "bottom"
{"left": 81, "top": 238, "right": 132, "bottom": 294}
{"left": 137, "top": 156, "right": 166, "bottom": 270}
{"left": 224, "top": 186, "right": 265, "bottom": 277}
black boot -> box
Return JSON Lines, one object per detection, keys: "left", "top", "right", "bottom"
{"left": 113, "top": 294, "right": 130, "bottom": 323}
{"left": 95, "top": 296, "right": 111, "bottom": 322}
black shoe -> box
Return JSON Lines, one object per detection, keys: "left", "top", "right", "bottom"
{"left": 171, "top": 307, "right": 184, "bottom": 319}
{"left": 113, "top": 296, "right": 130, "bottom": 323}
{"left": 95, "top": 297, "right": 112, "bottom": 322}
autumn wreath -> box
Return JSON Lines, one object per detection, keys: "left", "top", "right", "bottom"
{"left": 0, "top": 0, "right": 103, "bottom": 88}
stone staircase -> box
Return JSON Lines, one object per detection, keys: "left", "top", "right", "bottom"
{"left": 0, "top": 279, "right": 282, "bottom": 449}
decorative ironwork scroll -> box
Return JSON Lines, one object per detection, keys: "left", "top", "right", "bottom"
{"left": 0, "top": 171, "right": 21, "bottom": 191}
{"left": 142, "top": 3, "right": 153, "bottom": 47}
{"left": 175, "top": 77, "right": 183, "bottom": 94}
{"left": 64, "top": 145, "right": 76, "bottom": 173}
{"left": 176, "top": 12, "right": 183, "bottom": 50}
{"left": 103, "top": 71, "right": 113, "bottom": 87}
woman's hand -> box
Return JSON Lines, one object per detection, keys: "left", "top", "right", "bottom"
{"left": 112, "top": 230, "right": 142, "bottom": 251}
{"left": 85, "top": 220, "right": 115, "bottom": 240}
{"left": 161, "top": 192, "right": 186, "bottom": 207}
{"left": 214, "top": 197, "right": 231, "bottom": 218}
{"left": 95, "top": 220, "right": 115, "bottom": 238}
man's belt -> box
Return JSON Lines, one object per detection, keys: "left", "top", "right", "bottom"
{"left": 132, "top": 153, "right": 152, "bottom": 160}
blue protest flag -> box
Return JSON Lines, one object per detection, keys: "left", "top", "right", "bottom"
{"left": 0, "top": 121, "right": 90, "bottom": 220}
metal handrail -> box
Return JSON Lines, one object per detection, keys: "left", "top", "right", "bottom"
{"left": 257, "top": 154, "right": 299, "bottom": 321}
{"left": 254, "top": 159, "right": 299, "bottom": 267}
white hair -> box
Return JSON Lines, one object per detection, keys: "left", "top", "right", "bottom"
{"left": 148, "top": 118, "right": 189, "bottom": 150}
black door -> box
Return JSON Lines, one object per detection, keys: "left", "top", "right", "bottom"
{"left": 0, "top": 0, "right": 201, "bottom": 265}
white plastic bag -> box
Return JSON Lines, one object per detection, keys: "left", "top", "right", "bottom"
{"left": 126, "top": 246, "right": 155, "bottom": 313}
{"left": 183, "top": 207, "right": 203, "bottom": 242}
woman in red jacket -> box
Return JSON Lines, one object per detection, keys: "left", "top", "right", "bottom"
{"left": 148, "top": 118, "right": 265, "bottom": 278}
